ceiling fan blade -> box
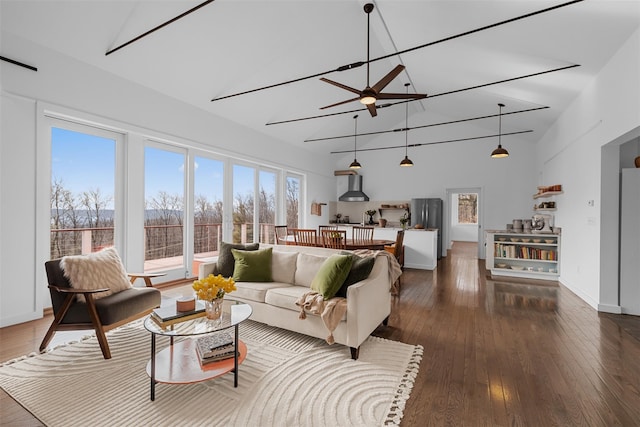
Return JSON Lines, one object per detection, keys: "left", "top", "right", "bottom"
{"left": 371, "top": 64, "right": 405, "bottom": 93}
{"left": 320, "top": 96, "right": 361, "bottom": 110}
{"left": 319, "top": 78, "right": 362, "bottom": 95}
{"left": 367, "top": 103, "right": 377, "bottom": 117}
{"left": 377, "top": 92, "right": 427, "bottom": 100}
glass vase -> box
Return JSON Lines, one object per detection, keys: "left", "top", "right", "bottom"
{"left": 205, "top": 298, "right": 223, "bottom": 323}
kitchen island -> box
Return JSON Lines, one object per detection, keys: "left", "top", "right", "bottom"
{"left": 336, "top": 226, "right": 438, "bottom": 270}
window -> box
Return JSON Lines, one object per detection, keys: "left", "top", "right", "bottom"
{"left": 457, "top": 193, "right": 478, "bottom": 224}
{"left": 258, "top": 170, "right": 276, "bottom": 244}
{"left": 144, "top": 145, "right": 186, "bottom": 272}
{"left": 194, "top": 156, "right": 224, "bottom": 258}
{"left": 50, "top": 125, "right": 119, "bottom": 259}
{"left": 286, "top": 174, "right": 301, "bottom": 228}
{"left": 232, "top": 164, "right": 255, "bottom": 244}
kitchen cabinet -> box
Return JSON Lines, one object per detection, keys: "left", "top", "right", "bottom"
{"left": 486, "top": 231, "right": 560, "bottom": 280}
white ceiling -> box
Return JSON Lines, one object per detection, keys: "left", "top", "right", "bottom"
{"left": 2, "top": 0, "right": 639, "bottom": 154}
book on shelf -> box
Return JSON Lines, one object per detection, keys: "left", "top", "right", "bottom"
{"left": 195, "top": 332, "right": 236, "bottom": 364}
{"left": 150, "top": 300, "right": 206, "bottom": 328}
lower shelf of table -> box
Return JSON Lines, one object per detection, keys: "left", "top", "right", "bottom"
{"left": 146, "top": 338, "right": 247, "bottom": 384}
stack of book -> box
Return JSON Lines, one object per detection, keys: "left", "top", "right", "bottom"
{"left": 150, "top": 300, "right": 206, "bottom": 329}
{"left": 195, "top": 332, "right": 236, "bottom": 365}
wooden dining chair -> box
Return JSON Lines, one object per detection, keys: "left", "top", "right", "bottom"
{"left": 274, "top": 225, "right": 289, "bottom": 245}
{"left": 352, "top": 226, "right": 374, "bottom": 243}
{"left": 384, "top": 229, "right": 405, "bottom": 294}
{"left": 318, "top": 224, "right": 338, "bottom": 233}
{"left": 291, "top": 228, "right": 318, "bottom": 247}
{"left": 320, "top": 229, "right": 347, "bottom": 249}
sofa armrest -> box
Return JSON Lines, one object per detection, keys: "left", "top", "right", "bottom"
{"left": 344, "top": 256, "right": 392, "bottom": 348}
{"left": 198, "top": 257, "right": 220, "bottom": 279}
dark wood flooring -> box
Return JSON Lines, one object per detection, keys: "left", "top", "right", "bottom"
{"left": 2, "top": 242, "right": 640, "bottom": 426}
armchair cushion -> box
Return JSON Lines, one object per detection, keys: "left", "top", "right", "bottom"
{"left": 60, "top": 247, "right": 131, "bottom": 302}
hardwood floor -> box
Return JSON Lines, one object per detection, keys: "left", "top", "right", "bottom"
{"left": 2, "top": 242, "right": 640, "bottom": 426}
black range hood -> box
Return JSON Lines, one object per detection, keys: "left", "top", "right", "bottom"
{"left": 339, "top": 175, "right": 369, "bottom": 202}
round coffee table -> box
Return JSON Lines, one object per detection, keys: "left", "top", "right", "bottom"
{"left": 144, "top": 299, "right": 252, "bottom": 401}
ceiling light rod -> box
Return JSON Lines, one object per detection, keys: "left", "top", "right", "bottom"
{"left": 212, "top": 0, "right": 583, "bottom": 102}
{"left": 330, "top": 129, "right": 533, "bottom": 154}
{"left": 105, "top": 0, "right": 216, "bottom": 56}
{"left": 0, "top": 55, "right": 37, "bottom": 72}
{"left": 349, "top": 115, "right": 362, "bottom": 169}
{"left": 266, "top": 64, "right": 578, "bottom": 126}
{"left": 304, "top": 106, "right": 549, "bottom": 143}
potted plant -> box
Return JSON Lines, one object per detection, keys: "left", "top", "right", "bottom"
{"left": 192, "top": 274, "right": 236, "bottom": 321}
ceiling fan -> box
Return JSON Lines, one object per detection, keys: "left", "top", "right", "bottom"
{"left": 320, "top": 3, "right": 427, "bottom": 117}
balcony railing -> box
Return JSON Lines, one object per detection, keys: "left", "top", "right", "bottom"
{"left": 50, "top": 223, "right": 277, "bottom": 263}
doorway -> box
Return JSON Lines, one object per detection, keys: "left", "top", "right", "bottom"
{"left": 445, "top": 187, "right": 484, "bottom": 259}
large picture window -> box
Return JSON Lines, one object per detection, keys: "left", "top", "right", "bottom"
{"left": 50, "top": 125, "right": 119, "bottom": 259}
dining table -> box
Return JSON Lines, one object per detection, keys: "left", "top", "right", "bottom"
{"left": 343, "top": 239, "right": 395, "bottom": 250}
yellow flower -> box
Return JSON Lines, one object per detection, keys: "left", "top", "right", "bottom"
{"left": 192, "top": 274, "right": 236, "bottom": 301}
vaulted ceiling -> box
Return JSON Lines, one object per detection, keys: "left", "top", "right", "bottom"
{"left": 2, "top": 0, "right": 639, "bottom": 155}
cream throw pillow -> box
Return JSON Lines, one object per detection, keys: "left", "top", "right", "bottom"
{"left": 60, "top": 247, "right": 132, "bottom": 302}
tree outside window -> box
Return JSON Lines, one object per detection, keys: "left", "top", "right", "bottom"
{"left": 457, "top": 193, "right": 478, "bottom": 224}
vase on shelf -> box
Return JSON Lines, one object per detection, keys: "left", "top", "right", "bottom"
{"left": 205, "top": 298, "right": 223, "bottom": 322}
{"left": 368, "top": 215, "right": 375, "bottom": 225}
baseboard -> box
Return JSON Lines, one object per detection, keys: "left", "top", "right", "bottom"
{"left": 598, "top": 304, "right": 623, "bottom": 314}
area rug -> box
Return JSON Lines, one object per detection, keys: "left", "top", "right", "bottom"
{"left": 0, "top": 320, "right": 422, "bottom": 427}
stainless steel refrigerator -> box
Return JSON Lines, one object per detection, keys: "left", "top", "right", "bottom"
{"left": 410, "top": 198, "right": 443, "bottom": 259}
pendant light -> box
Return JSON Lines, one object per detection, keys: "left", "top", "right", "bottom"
{"left": 490, "top": 103, "right": 509, "bottom": 158}
{"left": 349, "top": 115, "right": 362, "bottom": 169}
{"left": 399, "top": 83, "right": 414, "bottom": 167}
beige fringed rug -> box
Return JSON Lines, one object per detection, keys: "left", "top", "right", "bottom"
{"left": 0, "top": 320, "right": 422, "bottom": 427}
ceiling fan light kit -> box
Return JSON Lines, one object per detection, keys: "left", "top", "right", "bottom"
{"left": 491, "top": 103, "right": 509, "bottom": 158}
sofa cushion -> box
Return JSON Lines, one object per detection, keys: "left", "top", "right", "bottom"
{"left": 232, "top": 281, "right": 292, "bottom": 303}
{"left": 294, "top": 253, "right": 329, "bottom": 287}
{"left": 335, "top": 252, "right": 376, "bottom": 298}
{"left": 217, "top": 242, "right": 260, "bottom": 277}
{"left": 232, "top": 248, "right": 273, "bottom": 282}
{"left": 272, "top": 250, "right": 298, "bottom": 284}
{"left": 311, "top": 254, "right": 353, "bottom": 300}
{"left": 60, "top": 247, "right": 132, "bottom": 303}
{"left": 265, "top": 286, "right": 348, "bottom": 321}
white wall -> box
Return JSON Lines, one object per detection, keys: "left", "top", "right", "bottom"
{"left": 0, "top": 34, "right": 335, "bottom": 326}
{"left": 535, "top": 29, "right": 640, "bottom": 310}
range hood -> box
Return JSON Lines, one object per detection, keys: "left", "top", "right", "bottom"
{"left": 339, "top": 175, "right": 370, "bottom": 202}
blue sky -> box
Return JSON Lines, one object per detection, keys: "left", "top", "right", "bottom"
{"left": 52, "top": 127, "right": 269, "bottom": 210}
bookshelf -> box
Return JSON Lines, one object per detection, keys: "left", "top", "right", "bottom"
{"left": 486, "top": 231, "right": 560, "bottom": 280}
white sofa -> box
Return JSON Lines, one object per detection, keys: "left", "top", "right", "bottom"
{"left": 198, "top": 244, "right": 393, "bottom": 359}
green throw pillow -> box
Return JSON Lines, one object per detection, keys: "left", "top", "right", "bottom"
{"left": 335, "top": 252, "right": 375, "bottom": 298}
{"left": 231, "top": 248, "right": 273, "bottom": 282}
{"left": 311, "top": 254, "right": 353, "bottom": 300}
{"left": 217, "top": 242, "right": 260, "bottom": 277}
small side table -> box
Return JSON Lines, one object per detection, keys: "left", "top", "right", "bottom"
{"left": 128, "top": 272, "right": 166, "bottom": 287}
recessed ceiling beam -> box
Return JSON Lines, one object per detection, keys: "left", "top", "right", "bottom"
{"left": 211, "top": 0, "right": 584, "bottom": 102}
{"left": 305, "top": 106, "right": 549, "bottom": 143}
{"left": 0, "top": 55, "right": 37, "bottom": 71}
{"left": 266, "top": 64, "right": 578, "bottom": 126}
{"left": 105, "top": 0, "right": 217, "bottom": 56}
{"left": 329, "top": 130, "right": 534, "bottom": 154}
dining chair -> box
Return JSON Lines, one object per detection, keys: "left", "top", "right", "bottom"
{"left": 291, "top": 228, "right": 318, "bottom": 247}
{"left": 320, "top": 229, "right": 347, "bottom": 249}
{"left": 352, "top": 226, "right": 374, "bottom": 243}
{"left": 384, "top": 229, "right": 405, "bottom": 294}
{"left": 274, "top": 225, "right": 289, "bottom": 245}
{"left": 318, "top": 224, "right": 338, "bottom": 233}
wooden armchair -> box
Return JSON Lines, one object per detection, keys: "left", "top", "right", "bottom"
{"left": 384, "top": 229, "right": 405, "bottom": 294}
{"left": 40, "top": 258, "right": 161, "bottom": 359}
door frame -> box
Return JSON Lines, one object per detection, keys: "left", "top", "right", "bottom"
{"left": 445, "top": 187, "right": 484, "bottom": 259}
